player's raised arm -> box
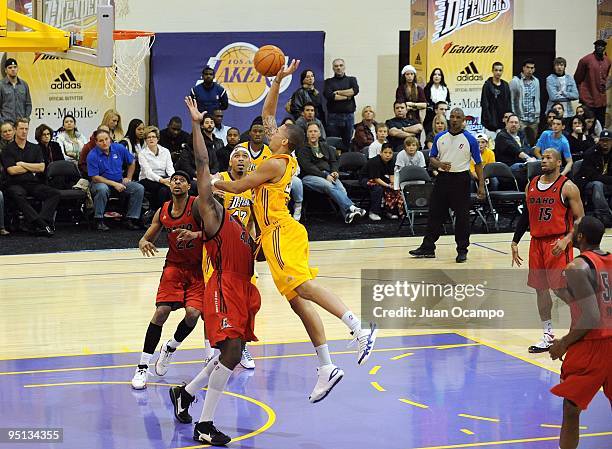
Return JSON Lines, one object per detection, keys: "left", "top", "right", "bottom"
{"left": 262, "top": 59, "right": 300, "bottom": 139}
{"left": 185, "top": 96, "right": 223, "bottom": 238}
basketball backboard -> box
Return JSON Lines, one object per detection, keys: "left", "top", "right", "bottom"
{"left": 31, "top": 0, "right": 115, "bottom": 67}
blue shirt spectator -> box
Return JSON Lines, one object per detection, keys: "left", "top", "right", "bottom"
{"left": 87, "top": 142, "right": 134, "bottom": 182}
{"left": 190, "top": 66, "right": 228, "bottom": 113}
{"left": 535, "top": 130, "right": 571, "bottom": 160}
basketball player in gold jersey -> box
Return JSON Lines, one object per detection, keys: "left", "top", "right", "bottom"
{"left": 236, "top": 119, "right": 271, "bottom": 172}
{"left": 213, "top": 60, "right": 377, "bottom": 403}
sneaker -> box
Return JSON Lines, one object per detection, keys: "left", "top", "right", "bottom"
{"left": 385, "top": 212, "right": 399, "bottom": 219}
{"left": 345, "top": 210, "right": 359, "bottom": 224}
{"left": 240, "top": 346, "right": 255, "bottom": 370}
{"left": 169, "top": 384, "right": 196, "bottom": 424}
{"left": 155, "top": 340, "right": 176, "bottom": 376}
{"left": 369, "top": 212, "right": 382, "bottom": 221}
{"left": 308, "top": 364, "right": 344, "bottom": 403}
{"left": 528, "top": 332, "right": 555, "bottom": 353}
{"left": 193, "top": 421, "right": 231, "bottom": 446}
{"left": 456, "top": 253, "right": 467, "bottom": 263}
{"left": 293, "top": 202, "right": 302, "bottom": 222}
{"left": 131, "top": 365, "right": 149, "bottom": 390}
{"left": 350, "top": 322, "right": 378, "bottom": 365}
{"left": 409, "top": 247, "right": 436, "bottom": 258}
{"left": 96, "top": 220, "right": 109, "bottom": 232}
{"left": 356, "top": 207, "right": 366, "bottom": 217}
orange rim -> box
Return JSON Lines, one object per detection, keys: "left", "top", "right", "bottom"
{"left": 112, "top": 30, "right": 155, "bottom": 40}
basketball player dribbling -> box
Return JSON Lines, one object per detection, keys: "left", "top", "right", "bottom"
{"left": 511, "top": 148, "right": 584, "bottom": 352}
{"left": 168, "top": 97, "right": 261, "bottom": 445}
{"left": 132, "top": 170, "right": 213, "bottom": 389}
{"left": 549, "top": 216, "right": 612, "bottom": 449}
{"left": 212, "top": 60, "right": 377, "bottom": 403}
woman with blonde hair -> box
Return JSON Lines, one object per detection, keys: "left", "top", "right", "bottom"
{"left": 352, "top": 105, "right": 377, "bottom": 151}
{"left": 425, "top": 113, "right": 448, "bottom": 150}
{"left": 100, "top": 109, "right": 125, "bottom": 142}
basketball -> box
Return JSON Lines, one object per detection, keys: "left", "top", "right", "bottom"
{"left": 253, "top": 45, "right": 286, "bottom": 77}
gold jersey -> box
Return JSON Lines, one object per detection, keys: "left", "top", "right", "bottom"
{"left": 218, "top": 171, "right": 253, "bottom": 228}
{"left": 236, "top": 142, "right": 272, "bottom": 172}
{"left": 253, "top": 154, "right": 297, "bottom": 233}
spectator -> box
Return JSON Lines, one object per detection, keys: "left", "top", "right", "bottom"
{"left": 574, "top": 40, "right": 611, "bottom": 127}
{"left": 191, "top": 66, "right": 228, "bottom": 113}
{"left": 79, "top": 125, "right": 109, "bottom": 178}
{"left": 235, "top": 119, "right": 270, "bottom": 169}
{"left": 100, "top": 109, "right": 124, "bottom": 142}
{"left": 212, "top": 109, "right": 231, "bottom": 145}
{"left": 432, "top": 101, "right": 449, "bottom": 121}
{"left": 481, "top": 61, "right": 512, "bottom": 137}
{"left": 471, "top": 133, "right": 498, "bottom": 191}
{"left": 386, "top": 101, "right": 423, "bottom": 151}
{"left": 323, "top": 58, "right": 359, "bottom": 151}
{"left": 87, "top": 129, "right": 144, "bottom": 231}
{"left": 0, "top": 58, "right": 31, "bottom": 124}
{"left": 0, "top": 186, "right": 6, "bottom": 235}
{"left": 566, "top": 116, "right": 594, "bottom": 161}
{"left": 582, "top": 107, "right": 603, "bottom": 142}
{"left": 537, "top": 109, "right": 558, "bottom": 138}
{"left": 424, "top": 68, "right": 450, "bottom": 135}
{"left": 280, "top": 117, "right": 295, "bottom": 126}
{"left": 425, "top": 113, "right": 448, "bottom": 150}
{"left": 175, "top": 116, "right": 220, "bottom": 180}
{"left": 54, "top": 115, "right": 86, "bottom": 161}
{"left": 534, "top": 115, "right": 573, "bottom": 175}
{"left": 0, "top": 121, "right": 15, "bottom": 153}
{"left": 120, "top": 119, "right": 146, "bottom": 157}
{"left": 368, "top": 123, "right": 388, "bottom": 159}
{"left": 0, "top": 118, "right": 59, "bottom": 236}
{"left": 546, "top": 57, "right": 579, "bottom": 118}
{"left": 494, "top": 114, "right": 534, "bottom": 187}
{"left": 216, "top": 127, "right": 240, "bottom": 172}
{"left": 159, "top": 116, "right": 190, "bottom": 164}
{"left": 395, "top": 136, "right": 425, "bottom": 169}
{"left": 510, "top": 59, "right": 541, "bottom": 146}
{"left": 0, "top": 122, "right": 10, "bottom": 236}
{"left": 296, "top": 102, "right": 326, "bottom": 140}
{"left": 297, "top": 122, "right": 365, "bottom": 223}
{"left": 351, "top": 106, "right": 377, "bottom": 152}
{"left": 360, "top": 143, "right": 404, "bottom": 221}
{"left": 289, "top": 69, "right": 325, "bottom": 122}
{"left": 138, "top": 126, "right": 174, "bottom": 212}
{"left": 395, "top": 65, "right": 427, "bottom": 123}
{"left": 35, "top": 124, "right": 64, "bottom": 166}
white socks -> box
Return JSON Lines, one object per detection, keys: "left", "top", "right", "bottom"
{"left": 203, "top": 339, "right": 215, "bottom": 360}
{"left": 315, "top": 344, "right": 332, "bottom": 367}
{"left": 167, "top": 339, "right": 180, "bottom": 350}
{"left": 341, "top": 311, "right": 361, "bottom": 334}
{"left": 199, "top": 361, "right": 233, "bottom": 422}
{"left": 139, "top": 352, "right": 153, "bottom": 366}
{"left": 185, "top": 354, "right": 220, "bottom": 396}
{"left": 543, "top": 320, "right": 553, "bottom": 335}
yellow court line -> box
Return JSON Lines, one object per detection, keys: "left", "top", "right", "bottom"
{"left": 398, "top": 398, "right": 429, "bottom": 409}
{"left": 21, "top": 381, "right": 276, "bottom": 449}
{"left": 390, "top": 352, "right": 415, "bottom": 361}
{"left": 369, "top": 365, "right": 381, "bottom": 375}
{"left": 410, "top": 432, "right": 612, "bottom": 449}
{"left": 0, "top": 344, "right": 481, "bottom": 376}
{"left": 0, "top": 331, "right": 458, "bottom": 361}
{"left": 371, "top": 381, "right": 385, "bottom": 392}
{"left": 540, "top": 424, "right": 588, "bottom": 430}
{"left": 459, "top": 429, "right": 475, "bottom": 435}
{"left": 458, "top": 413, "right": 500, "bottom": 423}
{"left": 453, "top": 330, "right": 560, "bottom": 375}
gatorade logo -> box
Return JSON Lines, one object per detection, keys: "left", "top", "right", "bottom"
{"left": 207, "top": 42, "right": 291, "bottom": 108}
{"left": 442, "top": 42, "right": 499, "bottom": 56}
{"left": 432, "top": 0, "right": 510, "bottom": 42}
{"left": 457, "top": 61, "right": 483, "bottom": 82}
{"left": 50, "top": 68, "right": 82, "bottom": 90}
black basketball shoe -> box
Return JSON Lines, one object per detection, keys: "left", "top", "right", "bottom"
{"left": 169, "top": 384, "right": 196, "bottom": 423}
{"left": 193, "top": 421, "right": 231, "bottom": 446}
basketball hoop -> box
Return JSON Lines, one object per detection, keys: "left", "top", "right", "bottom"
{"left": 104, "top": 30, "right": 155, "bottom": 98}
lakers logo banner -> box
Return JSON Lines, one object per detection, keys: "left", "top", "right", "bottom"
{"left": 411, "top": 0, "right": 513, "bottom": 132}
{"left": 150, "top": 32, "right": 325, "bottom": 133}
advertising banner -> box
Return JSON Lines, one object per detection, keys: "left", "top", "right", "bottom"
{"left": 150, "top": 32, "right": 325, "bottom": 133}
{"left": 410, "top": 0, "right": 429, "bottom": 85}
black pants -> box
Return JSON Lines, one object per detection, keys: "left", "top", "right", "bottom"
{"left": 6, "top": 182, "right": 60, "bottom": 226}
{"left": 421, "top": 171, "right": 471, "bottom": 253}
{"left": 140, "top": 179, "right": 171, "bottom": 212}
{"left": 590, "top": 106, "right": 606, "bottom": 130}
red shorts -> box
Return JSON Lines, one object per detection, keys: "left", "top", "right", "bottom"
{"left": 203, "top": 272, "right": 261, "bottom": 348}
{"left": 550, "top": 338, "right": 612, "bottom": 410}
{"left": 527, "top": 236, "right": 573, "bottom": 290}
{"left": 155, "top": 264, "right": 205, "bottom": 312}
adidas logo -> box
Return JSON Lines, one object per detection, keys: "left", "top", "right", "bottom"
{"left": 50, "top": 68, "right": 81, "bottom": 90}
{"left": 457, "top": 61, "right": 483, "bottom": 81}
{"left": 415, "top": 53, "right": 422, "bottom": 65}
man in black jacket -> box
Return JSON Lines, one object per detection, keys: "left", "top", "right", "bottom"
{"left": 481, "top": 62, "right": 511, "bottom": 137}
{"left": 175, "top": 115, "right": 220, "bottom": 183}
{"left": 494, "top": 114, "right": 535, "bottom": 188}
{"left": 297, "top": 122, "right": 365, "bottom": 223}
{"left": 323, "top": 59, "right": 359, "bottom": 151}
{"left": 575, "top": 130, "right": 612, "bottom": 226}
{"left": 159, "top": 116, "right": 191, "bottom": 164}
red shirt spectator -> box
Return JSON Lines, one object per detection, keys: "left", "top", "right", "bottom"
{"left": 574, "top": 40, "right": 611, "bottom": 110}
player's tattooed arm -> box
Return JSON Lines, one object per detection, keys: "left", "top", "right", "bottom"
{"left": 262, "top": 115, "right": 278, "bottom": 141}
{"left": 262, "top": 58, "right": 301, "bottom": 139}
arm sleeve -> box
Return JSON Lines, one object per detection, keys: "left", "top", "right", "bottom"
{"left": 512, "top": 206, "right": 530, "bottom": 244}
{"left": 1, "top": 149, "right": 15, "bottom": 169}
{"left": 323, "top": 79, "right": 335, "bottom": 101}
{"left": 87, "top": 151, "right": 100, "bottom": 177}
{"left": 430, "top": 134, "right": 440, "bottom": 158}
{"left": 121, "top": 144, "right": 134, "bottom": 166}
{"left": 574, "top": 59, "right": 586, "bottom": 86}
{"left": 417, "top": 86, "right": 426, "bottom": 103}
{"left": 394, "top": 151, "right": 407, "bottom": 170}
{"left": 351, "top": 76, "right": 359, "bottom": 96}
{"left": 328, "top": 144, "right": 340, "bottom": 173}
{"left": 468, "top": 135, "right": 482, "bottom": 164}
{"left": 218, "top": 86, "right": 229, "bottom": 110}
{"left": 165, "top": 149, "right": 175, "bottom": 177}
{"left": 417, "top": 151, "right": 426, "bottom": 168}
{"left": 297, "top": 147, "right": 325, "bottom": 178}
{"left": 566, "top": 76, "right": 579, "bottom": 101}
{"left": 395, "top": 86, "right": 407, "bottom": 103}
{"left": 546, "top": 75, "right": 561, "bottom": 101}
{"left": 24, "top": 83, "right": 32, "bottom": 118}
{"left": 562, "top": 142, "right": 571, "bottom": 160}
{"left": 175, "top": 146, "right": 196, "bottom": 178}
{"left": 138, "top": 152, "right": 160, "bottom": 182}
{"left": 480, "top": 85, "right": 491, "bottom": 129}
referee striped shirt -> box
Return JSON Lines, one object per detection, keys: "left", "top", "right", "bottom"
{"left": 430, "top": 130, "right": 481, "bottom": 172}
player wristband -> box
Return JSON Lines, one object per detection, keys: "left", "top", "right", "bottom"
{"left": 211, "top": 177, "right": 219, "bottom": 186}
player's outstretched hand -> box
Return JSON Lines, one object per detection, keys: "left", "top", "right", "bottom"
{"left": 511, "top": 243, "right": 522, "bottom": 267}
{"left": 184, "top": 96, "right": 204, "bottom": 123}
{"left": 550, "top": 236, "right": 569, "bottom": 257}
{"left": 549, "top": 338, "right": 567, "bottom": 361}
{"left": 174, "top": 228, "right": 199, "bottom": 243}
{"left": 139, "top": 239, "right": 158, "bottom": 257}
{"left": 275, "top": 59, "right": 301, "bottom": 81}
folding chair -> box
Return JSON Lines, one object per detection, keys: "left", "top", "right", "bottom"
{"left": 483, "top": 162, "right": 526, "bottom": 230}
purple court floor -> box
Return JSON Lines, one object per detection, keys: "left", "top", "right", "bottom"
{"left": 0, "top": 333, "right": 610, "bottom": 449}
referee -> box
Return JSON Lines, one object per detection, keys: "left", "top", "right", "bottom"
{"left": 409, "top": 108, "right": 485, "bottom": 262}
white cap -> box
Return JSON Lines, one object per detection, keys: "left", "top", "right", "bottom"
{"left": 401, "top": 64, "right": 417, "bottom": 75}
{"left": 229, "top": 146, "right": 251, "bottom": 161}
{"left": 476, "top": 133, "right": 488, "bottom": 141}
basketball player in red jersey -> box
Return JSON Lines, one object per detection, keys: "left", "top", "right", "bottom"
{"left": 549, "top": 216, "right": 612, "bottom": 449}
{"left": 132, "top": 170, "right": 212, "bottom": 389}
{"left": 511, "top": 148, "right": 584, "bottom": 353}
{"left": 169, "top": 96, "right": 260, "bottom": 446}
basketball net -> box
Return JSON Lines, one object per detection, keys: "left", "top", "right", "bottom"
{"left": 104, "top": 32, "right": 155, "bottom": 98}
{"left": 113, "top": 0, "right": 130, "bottom": 18}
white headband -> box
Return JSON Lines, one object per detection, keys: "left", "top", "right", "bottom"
{"left": 229, "top": 146, "right": 251, "bottom": 161}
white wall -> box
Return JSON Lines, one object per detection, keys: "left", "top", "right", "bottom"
{"left": 116, "top": 0, "right": 598, "bottom": 126}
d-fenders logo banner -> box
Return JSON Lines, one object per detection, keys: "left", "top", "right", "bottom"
{"left": 432, "top": 0, "right": 511, "bottom": 42}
